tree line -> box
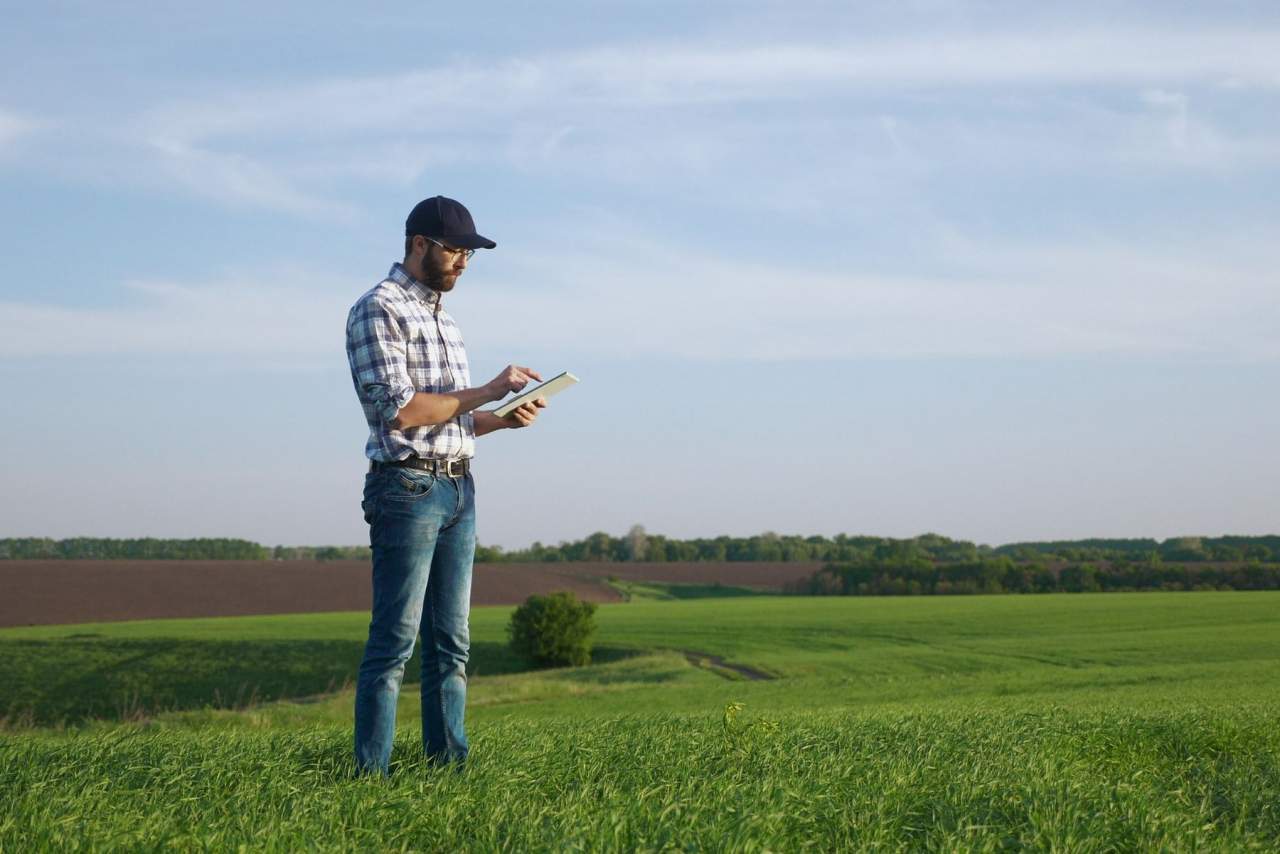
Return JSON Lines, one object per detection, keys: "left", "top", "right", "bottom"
{"left": 992, "top": 535, "right": 1280, "bottom": 564}
{"left": 786, "top": 556, "right": 1280, "bottom": 596}
{"left": 0, "top": 538, "right": 371, "bottom": 561}
{"left": 3, "top": 532, "right": 1278, "bottom": 564}
{"left": 479, "top": 529, "right": 1280, "bottom": 565}
{"left": 477, "top": 529, "right": 990, "bottom": 563}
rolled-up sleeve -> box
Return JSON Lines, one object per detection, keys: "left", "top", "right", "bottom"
{"left": 346, "top": 296, "right": 415, "bottom": 425}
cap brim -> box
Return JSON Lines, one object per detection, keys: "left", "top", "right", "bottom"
{"left": 453, "top": 233, "right": 497, "bottom": 250}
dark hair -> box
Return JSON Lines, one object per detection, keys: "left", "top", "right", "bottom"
{"left": 404, "top": 235, "right": 415, "bottom": 260}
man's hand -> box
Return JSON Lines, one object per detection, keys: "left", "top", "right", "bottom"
{"left": 486, "top": 364, "right": 542, "bottom": 401}
{"left": 501, "top": 397, "right": 547, "bottom": 429}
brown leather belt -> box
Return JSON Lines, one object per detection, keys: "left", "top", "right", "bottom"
{"left": 370, "top": 457, "right": 471, "bottom": 477}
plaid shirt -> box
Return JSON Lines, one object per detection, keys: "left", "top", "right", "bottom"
{"left": 346, "top": 263, "right": 474, "bottom": 462}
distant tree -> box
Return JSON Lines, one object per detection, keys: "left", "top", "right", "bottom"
{"left": 1162, "top": 537, "right": 1207, "bottom": 562}
{"left": 625, "top": 525, "right": 648, "bottom": 561}
{"left": 745, "top": 532, "right": 781, "bottom": 561}
{"left": 584, "top": 531, "right": 614, "bottom": 562}
{"left": 1034, "top": 561, "right": 1061, "bottom": 592}
{"left": 1206, "top": 543, "right": 1244, "bottom": 562}
{"left": 700, "top": 539, "right": 729, "bottom": 561}
{"left": 1244, "top": 544, "right": 1272, "bottom": 562}
{"left": 1060, "top": 563, "right": 1100, "bottom": 593}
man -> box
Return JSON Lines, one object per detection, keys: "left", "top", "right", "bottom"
{"left": 345, "top": 195, "right": 546, "bottom": 776}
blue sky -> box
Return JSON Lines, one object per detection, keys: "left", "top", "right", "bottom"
{"left": 2, "top": 1, "right": 1278, "bottom": 548}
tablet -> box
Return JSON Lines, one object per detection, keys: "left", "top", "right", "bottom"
{"left": 493, "top": 371, "right": 580, "bottom": 418}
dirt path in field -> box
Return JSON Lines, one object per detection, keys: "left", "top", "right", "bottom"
{"left": 680, "top": 650, "right": 775, "bottom": 681}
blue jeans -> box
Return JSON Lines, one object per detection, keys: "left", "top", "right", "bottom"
{"left": 354, "top": 466, "right": 475, "bottom": 775}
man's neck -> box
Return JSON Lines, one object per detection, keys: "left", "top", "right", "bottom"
{"left": 400, "top": 260, "right": 441, "bottom": 292}
{"left": 402, "top": 258, "right": 427, "bottom": 283}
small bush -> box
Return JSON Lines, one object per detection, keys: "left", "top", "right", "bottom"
{"left": 507, "top": 591, "right": 598, "bottom": 667}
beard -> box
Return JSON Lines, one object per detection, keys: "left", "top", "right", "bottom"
{"left": 423, "top": 260, "right": 458, "bottom": 293}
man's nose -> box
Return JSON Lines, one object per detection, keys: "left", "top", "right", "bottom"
{"left": 454, "top": 254, "right": 468, "bottom": 271}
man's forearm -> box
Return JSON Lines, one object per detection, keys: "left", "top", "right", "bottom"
{"left": 473, "top": 410, "right": 510, "bottom": 437}
{"left": 391, "top": 386, "right": 497, "bottom": 430}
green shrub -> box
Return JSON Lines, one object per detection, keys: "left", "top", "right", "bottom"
{"left": 507, "top": 591, "right": 598, "bottom": 667}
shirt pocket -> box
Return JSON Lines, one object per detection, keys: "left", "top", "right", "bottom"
{"left": 402, "top": 319, "right": 440, "bottom": 390}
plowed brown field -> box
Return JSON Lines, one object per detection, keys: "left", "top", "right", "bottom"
{"left": 0, "top": 561, "right": 820, "bottom": 627}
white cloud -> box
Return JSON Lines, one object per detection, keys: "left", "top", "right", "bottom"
{"left": 0, "top": 272, "right": 352, "bottom": 359}
{"left": 143, "top": 137, "right": 359, "bottom": 220}
{"left": 561, "top": 30, "right": 1280, "bottom": 98}
{"left": 464, "top": 231, "right": 1280, "bottom": 363}
{"left": 6, "top": 227, "right": 1274, "bottom": 363}
{"left": 10, "top": 28, "right": 1276, "bottom": 215}
{"left": 137, "top": 30, "right": 1280, "bottom": 145}
{"left": 115, "top": 28, "right": 1280, "bottom": 212}
{"left": 0, "top": 107, "right": 42, "bottom": 149}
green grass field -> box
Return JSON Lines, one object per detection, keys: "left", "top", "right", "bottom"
{"left": 3, "top": 591, "right": 1279, "bottom": 850}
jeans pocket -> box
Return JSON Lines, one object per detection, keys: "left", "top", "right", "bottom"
{"left": 361, "top": 472, "right": 382, "bottom": 524}
{"left": 383, "top": 468, "right": 438, "bottom": 501}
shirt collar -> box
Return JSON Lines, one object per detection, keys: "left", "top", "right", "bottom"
{"left": 388, "top": 262, "right": 441, "bottom": 309}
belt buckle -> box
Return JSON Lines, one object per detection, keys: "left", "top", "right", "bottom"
{"left": 444, "top": 459, "right": 461, "bottom": 477}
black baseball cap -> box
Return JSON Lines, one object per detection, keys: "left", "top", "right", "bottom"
{"left": 405, "top": 196, "right": 496, "bottom": 250}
